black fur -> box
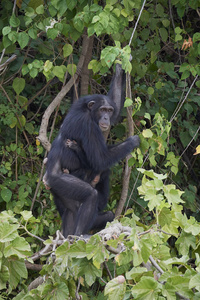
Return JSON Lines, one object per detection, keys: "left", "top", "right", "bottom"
{"left": 45, "top": 70, "right": 140, "bottom": 237}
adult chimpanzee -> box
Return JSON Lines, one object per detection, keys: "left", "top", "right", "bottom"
{"left": 44, "top": 64, "right": 140, "bottom": 237}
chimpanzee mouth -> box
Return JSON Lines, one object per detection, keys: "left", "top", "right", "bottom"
{"left": 99, "top": 123, "right": 109, "bottom": 131}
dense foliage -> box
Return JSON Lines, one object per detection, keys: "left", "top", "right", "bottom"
{"left": 0, "top": 0, "right": 200, "bottom": 298}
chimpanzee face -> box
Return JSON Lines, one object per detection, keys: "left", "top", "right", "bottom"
{"left": 87, "top": 98, "right": 114, "bottom": 132}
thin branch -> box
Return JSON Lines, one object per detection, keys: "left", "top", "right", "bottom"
{"left": 128, "top": 0, "right": 147, "bottom": 46}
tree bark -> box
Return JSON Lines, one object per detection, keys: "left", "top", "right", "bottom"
{"left": 37, "top": 33, "right": 91, "bottom": 151}
{"left": 80, "top": 35, "right": 94, "bottom": 96}
{"left": 115, "top": 73, "right": 134, "bottom": 217}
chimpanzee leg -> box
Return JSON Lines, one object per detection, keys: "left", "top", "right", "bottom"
{"left": 62, "top": 208, "right": 78, "bottom": 236}
{"left": 48, "top": 173, "right": 99, "bottom": 236}
{"left": 91, "top": 211, "right": 114, "bottom": 230}
{"left": 74, "top": 189, "right": 99, "bottom": 235}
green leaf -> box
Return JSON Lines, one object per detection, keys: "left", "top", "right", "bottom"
{"left": 20, "top": 210, "right": 33, "bottom": 221}
{"left": 181, "top": 70, "right": 190, "bottom": 80}
{"left": 104, "top": 276, "right": 126, "bottom": 300}
{"left": 4, "top": 237, "right": 31, "bottom": 258}
{"left": 193, "top": 32, "right": 200, "bottom": 43}
{"left": 66, "top": 0, "right": 77, "bottom": 11}
{"left": 8, "top": 31, "right": 18, "bottom": 43}
{"left": 8, "top": 260, "right": 28, "bottom": 288}
{"left": 175, "top": 231, "right": 196, "bottom": 255}
{"left": 28, "top": 28, "right": 37, "bottom": 39}
{"left": 162, "top": 19, "right": 170, "bottom": 27}
{"left": 63, "top": 44, "right": 73, "bottom": 58}
{"left": 142, "top": 129, "right": 153, "bottom": 138}
{"left": 0, "top": 222, "right": 19, "bottom": 242}
{"left": 12, "top": 78, "right": 25, "bottom": 95}
{"left": 1, "top": 188, "right": 12, "bottom": 202}
{"left": 158, "top": 207, "right": 172, "bottom": 227}
{"left": 44, "top": 60, "right": 53, "bottom": 72}
{"left": 66, "top": 64, "right": 76, "bottom": 76}
{"left": 78, "top": 259, "right": 102, "bottom": 285}
{"left": 18, "top": 32, "right": 29, "bottom": 49}
{"left": 124, "top": 98, "right": 133, "bottom": 107}
{"left": 131, "top": 277, "right": 161, "bottom": 299}
{"left": 126, "top": 267, "right": 148, "bottom": 280}
{"left": 189, "top": 273, "right": 200, "bottom": 291}
{"left": 9, "top": 15, "right": 20, "bottom": 27}
{"left": 156, "top": 4, "right": 164, "bottom": 17}
{"left": 159, "top": 28, "right": 168, "bottom": 42}
{"left": 29, "top": 68, "right": 38, "bottom": 78}
{"left": 155, "top": 81, "right": 162, "bottom": 89}
{"left": 0, "top": 265, "right": 9, "bottom": 289}
{"left": 35, "top": 4, "right": 44, "bottom": 14}
{"left": 147, "top": 87, "right": 154, "bottom": 95}
{"left": 163, "top": 185, "right": 184, "bottom": 205}
{"left": 2, "top": 26, "right": 11, "bottom": 35}
{"left": 67, "top": 240, "right": 87, "bottom": 258}
{"left": 47, "top": 28, "right": 59, "bottom": 39}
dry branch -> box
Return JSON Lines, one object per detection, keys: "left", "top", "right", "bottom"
{"left": 115, "top": 72, "right": 134, "bottom": 217}
{"left": 37, "top": 34, "right": 92, "bottom": 151}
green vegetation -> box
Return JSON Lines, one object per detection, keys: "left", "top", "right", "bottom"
{"left": 0, "top": 0, "right": 200, "bottom": 298}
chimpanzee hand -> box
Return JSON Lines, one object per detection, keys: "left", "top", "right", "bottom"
{"left": 127, "top": 135, "right": 140, "bottom": 149}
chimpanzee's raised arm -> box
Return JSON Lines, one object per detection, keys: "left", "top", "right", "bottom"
{"left": 107, "top": 64, "right": 126, "bottom": 124}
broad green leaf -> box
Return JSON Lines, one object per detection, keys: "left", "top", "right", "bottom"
{"left": 8, "top": 31, "right": 18, "bottom": 43}
{"left": 9, "top": 15, "right": 20, "bottom": 27}
{"left": 20, "top": 210, "right": 33, "bottom": 221}
{"left": 147, "top": 87, "right": 154, "bottom": 95}
{"left": 104, "top": 276, "right": 126, "bottom": 300}
{"left": 18, "top": 32, "right": 29, "bottom": 49}
{"left": 166, "top": 276, "right": 193, "bottom": 298}
{"left": 67, "top": 240, "right": 86, "bottom": 258}
{"left": 47, "top": 28, "right": 59, "bottom": 39}
{"left": 156, "top": 4, "right": 164, "bottom": 17}
{"left": 2, "top": 26, "right": 11, "bottom": 35}
{"left": 66, "top": 64, "right": 76, "bottom": 76}
{"left": 189, "top": 273, "right": 200, "bottom": 291}
{"left": 0, "top": 266, "right": 9, "bottom": 290}
{"left": 12, "top": 78, "right": 25, "bottom": 95}
{"left": 162, "top": 19, "right": 170, "bottom": 27}
{"left": 181, "top": 70, "right": 190, "bottom": 80}
{"left": 4, "top": 237, "right": 31, "bottom": 258}
{"left": 35, "top": 4, "right": 44, "bottom": 14}
{"left": 155, "top": 81, "right": 162, "bottom": 89}
{"left": 159, "top": 28, "right": 168, "bottom": 42}
{"left": 163, "top": 185, "right": 184, "bottom": 205}
{"left": 28, "top": 28, "right": 37, "bottom": 39}
{"left": 142, "top": 129, "right": 153, "bottom": 138}
{"left": 131, "top": 277, "right": 161, "bottom": 299}
{"left": 124, "top": 98, "right": 133, "bottom": 107}
{"left": 3, "top": 35, "right": 12, "bottom": 48}
{"left": 1, "top": 188, "right": 12, "bottom": 202}
{"left": 77, "top": 258, "right": 102, "bottom": 286}
{"left": 44, "top": 60, "right": 53, "bottom": 72}
{"left": 0, "top": 222, "right": 19, "bottom": 242}
{"left": 158, "top": 207, "right": 172, "bottom": 227}
{"left": 63, "top": 44, "right": 73, "bottom": 57}
{"left": 175, "top": 231, "right": 196, "bottom": 255}
{"left": 66, "top": 0, "right": 77, "bottom": 11}
{"left": 8, "top": 260, "right": 28, "bottom": 288}
{"left": 126, "top": 267, "right": 148, "bottom": 280}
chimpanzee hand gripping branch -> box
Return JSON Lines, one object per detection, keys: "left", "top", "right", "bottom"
{"left": 44, "top": 64, "right": 140, "bottom": 237}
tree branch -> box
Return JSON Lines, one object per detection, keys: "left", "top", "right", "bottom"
{"left": 37, "top": 33, "right": 91, "bottom": 151}
{"left": 115, "top": 73, "right": 134, "bottom": 217}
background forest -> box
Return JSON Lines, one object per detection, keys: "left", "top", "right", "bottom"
{"left": 0, "top": 0, "right": 200, "bottom": 299}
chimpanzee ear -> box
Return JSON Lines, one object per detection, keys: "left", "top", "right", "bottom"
{"left": 87, "top": 101, "right": 95, "bottom": 110}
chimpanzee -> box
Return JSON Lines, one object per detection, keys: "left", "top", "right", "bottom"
{"left": 44, "top": 64, "right": 140, "bottom": 237}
